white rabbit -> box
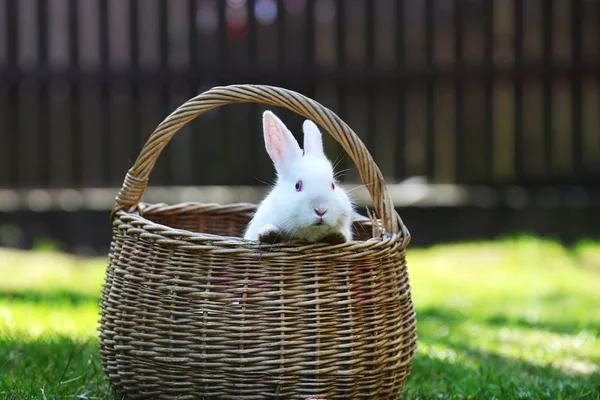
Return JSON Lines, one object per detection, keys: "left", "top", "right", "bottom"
{"left": 244, "top": 111, "right": 354, "bottom": 244}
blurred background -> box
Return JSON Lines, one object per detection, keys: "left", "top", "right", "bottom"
{"left": 0, "top": 0, "right": 599, "bottom": 253}
{"left": 1, "top": 2, "right": 599, "bottom": 398}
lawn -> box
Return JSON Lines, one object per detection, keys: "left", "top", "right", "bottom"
{"left": 1, "top": 237, "right": 599, "bottom": 399}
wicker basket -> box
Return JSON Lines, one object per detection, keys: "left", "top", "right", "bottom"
{"left": 99, "top": 84, "right": 417, "bottom": 400}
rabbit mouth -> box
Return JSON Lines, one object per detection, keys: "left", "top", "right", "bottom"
{"left": 312, "top": 221, "right": 334, "bottom": 229}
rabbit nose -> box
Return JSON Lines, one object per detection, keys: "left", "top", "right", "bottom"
{"left": 314, "top": 207, "right": 327, "bottom": 217}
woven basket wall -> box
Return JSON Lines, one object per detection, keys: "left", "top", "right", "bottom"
{"left": 99, "top": 85, "right": 417, "bottom": 400}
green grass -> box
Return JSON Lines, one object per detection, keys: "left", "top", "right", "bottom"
{"left": 1, "top": 236, "right": 599, "bottom": 399}
{"left": 0, "top": 251, "right": 111, "bottom": 399}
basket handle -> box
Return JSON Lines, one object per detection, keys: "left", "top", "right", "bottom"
{"left": 112, "top": 84, "right": 407, "bottom": 237}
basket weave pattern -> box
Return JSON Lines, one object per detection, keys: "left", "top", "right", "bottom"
{"left": 99, "top": 85, "right": 417, "bottom": 399}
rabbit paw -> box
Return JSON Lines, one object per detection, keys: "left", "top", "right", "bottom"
{"left": 257, "top": 224, "right": 283, "bottom": 244}
{"left": 320, "top": 231, "right": 348, "bottom": 244}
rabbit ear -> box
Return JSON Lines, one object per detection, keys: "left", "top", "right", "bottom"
{"left": 263, "top": 111, "right": 302, "bottom": 173}
{"left": 302, "top": 120, "right": 325, "bottom": 157}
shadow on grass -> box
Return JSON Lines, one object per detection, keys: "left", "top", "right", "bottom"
{"left": 404, "top": 306, "right": 600, "bottom": 399}
{"left": 0, "top": 335, "right": 118, "bottom": 399}
{"left": 0, "top": 289, "right": 100, "bottom": 305}
{"left": 6, "top": 290, "right": 594, "bottom": 335}
{"left": 2, "top": 330, "right": 598, "bottom": 400}
{"left": 417, "top": 305, "right": 600, "bottom": 337}
{"left": 2, "top": 301, "right": 598, "bottom": 399}
{"left": 404, "top": 343, "right": 600, "bottom": 399}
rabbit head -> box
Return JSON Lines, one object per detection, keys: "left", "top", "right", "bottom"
{"left": 244, "top": 110, "right": 354, "bottom": 243}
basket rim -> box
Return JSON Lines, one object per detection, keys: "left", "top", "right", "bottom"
{"left": 113, "top": 201, "right": 410, "bottom": 255}
{"left": 111, "top": 84, "right": 409, "bottom": 239}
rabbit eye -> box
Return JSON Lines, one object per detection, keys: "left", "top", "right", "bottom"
{"left": 295, "top": 180, "right": 303, "bottom": 192}
{"left": 331, "top": 183, "right": 335, "bottom": 190}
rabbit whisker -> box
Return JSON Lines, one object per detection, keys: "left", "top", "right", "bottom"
{"left": 332, "top": 151, "right": 345, "bottom": 170}
{"left": 254, "top": 177, "right": 275, "bottom": 188}
{"left": 346, "top": 184, "right": 368, "bottom": 193}
{"left": 334, "top": 169, "right": 351, "bottom": 179}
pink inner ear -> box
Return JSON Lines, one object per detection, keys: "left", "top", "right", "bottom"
{"left": 265, "top": 120, "right": 283, "bottom": 161}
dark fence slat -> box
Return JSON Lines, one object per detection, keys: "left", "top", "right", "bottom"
{"left": 6, "top": 0, "right": 17, "bottom": 65}
{"left": 425, "top": 0, "right": 434, "bottom": 180}
{"left": 513, "top": 0, "right": 524, "bottom": 182}
{"left": 395, "top": 0, "right": 405, "bottom": 181}
{"left": 454, "top": 0, "right": 464, "bottom": 182}
{"left": 19, "top": 82, "right": 41, "bottom": 187}
{"left": 247, "top": 0, "right": 257, "bottom": 72}
{"left": 251, "top": 0, "right": 274, "bottom": 184}
{"left": 188, "top": 0, "right": 200, "bottom": 185}
{"left": 217, "top": 0, "right": 226, "bottom": 70}
{"left": 334, "top": 0, "right": 344, "bottom": 69}
{"left": 49, "top": 81, "right": 72, "bottom": 188}
{"left": 366, "top": 0, "right": 376, "bottom": 162}
{"left": 188, "top": 0, "right": 198, "bottom": 70}
{"left": 129, "top": 0, "right": 141, "bottom": 175}
{"left": 99, "top": 0, "right": 110, "bottom": 186}
{"left": 0, "top": 82, "right": 7, "bottom": 187}
{"left": 249, "top": 0, "right": 260, "bottom": 178}
{"left": 247, "top": 0, "right": 260, "bottom": 185}
{"left": 276, "top": 0, "right": 285, "bottom": 69}
{"left": 107, "top": 0, "right": 130, "bottom": 188}
{"left": 483, "top": 0, "right": 494, "bottom": 182}
{"left": 158, "top": 0, "right": 171, "bottom": 185}
{"left": 0, "top": 1, "right": 3, "bottom": 69}
{"left": 164, "top": 4, "right": 192, "bottom": 187}
{"left": 542, "top": 0, "right": 553, "bottom": 175}
{"left": 333, "top": 0, "right": 348, "bottom": 175}
{"left": 37, "top": 0, "right": 48, "bottom": 63}
{"left": 68, "top": 0, "right": 80, "bottom": 187}
{"left": 188, "top": 6, "right": 222, "bottom": 189}
{"left": 305, "top": 0, "right": 315, "bottom": 86}
{"left": 5, "top": 0, "right": 18, "bottom": 187}
{"left": 571, "top": 0, "right": 583, "bottom": 176}
{"left": 215, "top": 0, "right": 226, "bottom": 184}
{"left": 597, "top": 0, "right": 600, "bottom": 174}
{"left": 37, "top": 0, "right": 50, "bottom": 186}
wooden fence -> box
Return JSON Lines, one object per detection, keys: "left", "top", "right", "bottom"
{"left": 1, "top": 0, "right": 599, "bottom": 190}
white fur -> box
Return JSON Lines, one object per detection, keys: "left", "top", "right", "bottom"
{"left": 244, "top": 111, "right": 354, "bottom": 243}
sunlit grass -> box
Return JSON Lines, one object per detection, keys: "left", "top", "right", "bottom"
{"left": 404, "top": 236, "right": 600, "bottom": 399}
{"left": 0, "top": 249, "right": 106, "bottom": 295}
{"left": 0, "top": 249, "right": 111, "bottom": 399}
{"left": 1, "top": 236, "right": 599, "bottom": 399}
